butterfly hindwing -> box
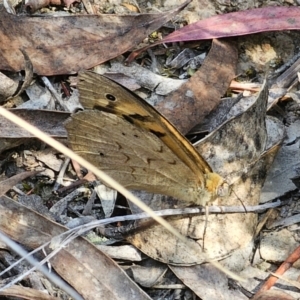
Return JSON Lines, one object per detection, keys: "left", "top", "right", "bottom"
{"left": 65, "top": 109, "right": 203, "bottom": 204}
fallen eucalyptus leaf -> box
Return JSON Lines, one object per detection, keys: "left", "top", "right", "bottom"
{"left": 0, "top": 1, "right": 190, "bottom": 75}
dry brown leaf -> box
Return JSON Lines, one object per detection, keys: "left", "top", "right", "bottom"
{"left": 129, "top": 260, "right": 167, "bottom": 288}
{"left": 170, "top": 264, "right": 247, "bottom": 300}
{"left": 0, "top": 195, "right": 151, "bottom": 300}
{"left": 155, "top": 38, "right": 238, "bottom": 134}
{"left": 0, "top": 1, "right": 190, "bottom": 75}
{"left": 0, "top": 109, "right": 69, "bottom": 154}
{"left": 0, "top": 109, "right": 69, "bottom": 138}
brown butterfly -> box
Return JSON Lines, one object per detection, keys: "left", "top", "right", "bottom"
{"left": 64, "top": 71, "right": 229, "bottom": 206}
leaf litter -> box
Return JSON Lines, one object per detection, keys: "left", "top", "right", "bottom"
{"left": 0, "top": 0, "right": 300, "bottom": 299}
{"left": 0, "top": 1, "right": 190, "bottom": 75}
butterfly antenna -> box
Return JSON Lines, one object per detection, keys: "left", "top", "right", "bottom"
{"left": 202, "top": 205, "right": 209, "bottom": 252}
{"left": 232, "top": 189, "right": 247, "bottom": 213}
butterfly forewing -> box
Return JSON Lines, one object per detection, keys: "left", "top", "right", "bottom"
{"left": 77, "top": 72, "right": 213, "bottom": 181}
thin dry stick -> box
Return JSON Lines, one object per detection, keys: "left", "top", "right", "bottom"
{"left": 53, "top": 157, "right": 71, "bottom": 191}
{"left": 202, "top": 205, "right": 209, "bottom": 251}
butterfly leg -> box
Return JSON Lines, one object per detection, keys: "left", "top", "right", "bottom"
{"left": 202, "top": 205, "right": 209, "bottom": 252}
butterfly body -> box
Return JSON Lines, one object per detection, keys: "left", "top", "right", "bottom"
{"left": 65, "top": 71, "right": 227, "bottom": 206}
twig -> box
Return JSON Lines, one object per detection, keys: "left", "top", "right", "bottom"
{"left": 41, "top": 76, "right": 70, "bottom": 111}
{"left": 53, "top": 157, "right": 71, "bottom": 191}
{"left": 267, "top": 213, "right": 300, "bottom": 229}
{"left": 255, "top": 244, "right": 300, "bottom": 295}
{"left": 54, "top": 200, "right": 283, "bottom": 242}
{"left": 273, "top": 57, "right": 300, "bottom": 88}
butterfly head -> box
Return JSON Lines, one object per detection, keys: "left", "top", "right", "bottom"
{"left": 205, "top": 172, "right": 230, "bottom": 201}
